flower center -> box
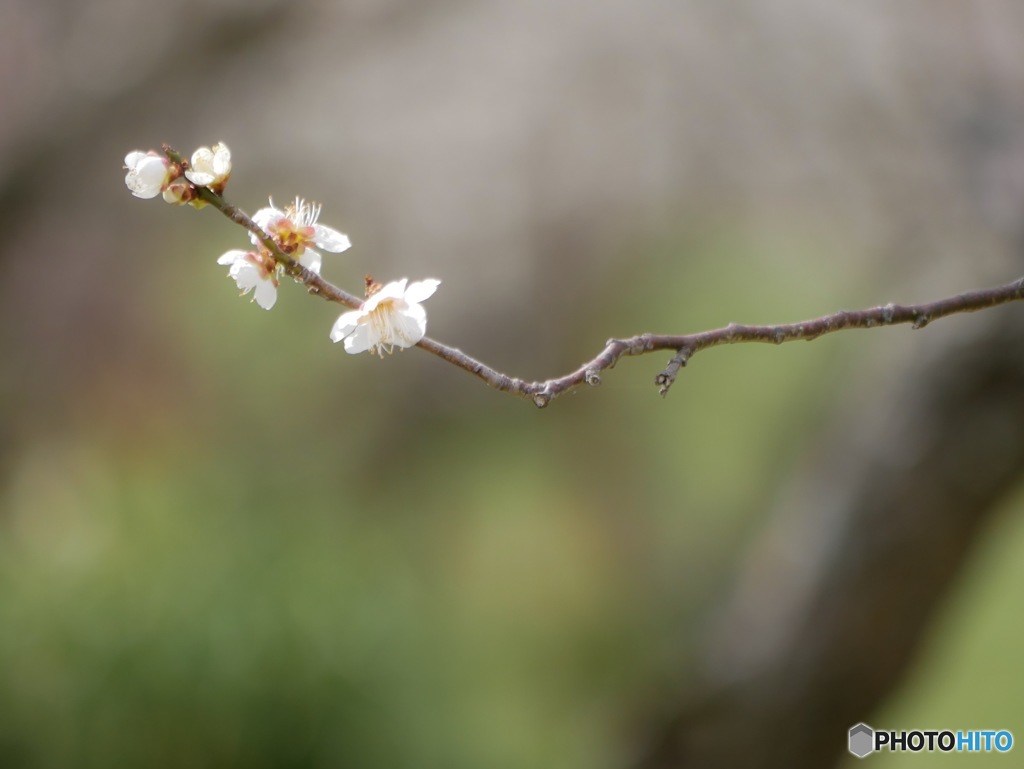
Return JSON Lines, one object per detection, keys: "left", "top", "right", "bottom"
{"left": 246, "top": 249, "right": 279, "bottom": 282}
{"left": 367, "top": 299, "right": 403, "bottom": 356}
{"left": 268, "top": 218, "right": 316, "bottom": 255}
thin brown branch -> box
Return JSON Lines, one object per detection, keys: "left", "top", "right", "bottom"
{"left": 426, "top": 278, "right": 1024, "bottom": 407}
{"left": 411, "top": 275, "right": 1024, "bottom": 407}
{"left": 343, "top": 272, "right": 1024, "bottom": 407}
{"left": 171, "top": 148, "right": 1024, "bottom": 408}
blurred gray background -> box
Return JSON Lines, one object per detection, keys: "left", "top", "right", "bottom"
{"left": 3, "top": 1, "right": 1024, "bottom": 767}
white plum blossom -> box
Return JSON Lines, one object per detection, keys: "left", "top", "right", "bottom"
{"left": 124, "top": 151, "right": 172, "bottom": 199}
{"left": 251, "top": 197, "right": 351, "bottom": 274}
{"left": 330, "top": 278, "right": 440, "bottom": 356}
{"left": 185, "top": 143, "right": 232, "bottom": 189}
{"left": 217, "top": 249, "right": 279, "bottom": 310}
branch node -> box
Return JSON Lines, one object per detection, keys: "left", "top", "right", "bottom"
{"left": 912, "top": 313, "right": 931, "bottom": 330}
{"left": 584, "top": 369, "right": 602, "bottom": 386}
{"left": 882, "top": 303, "right": 897, "bottom": 324}
{"left": 532, "top": 393, "right": 551, "bottom": 409}
{"left": 609, "top": 337, "right": 643, "bottom": 355}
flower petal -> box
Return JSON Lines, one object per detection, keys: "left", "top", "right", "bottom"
{"left": 329, "top": 310, "right": 362, "bottom": 343}
{"left": 191, "top": 146, "right": 214, "bottom": 166}
{"left": 299, "top": 248, "right": 322, "bottom": 274}
{"left": 252, "top": 206, "right": 282, "bottom": 229}
{"left": 390, "top": 303, "right": 428, "bottom": 347}
{"left": 185, "top": 147, "right": 215, "bottom": 185}
{"left": 343, "top": 324, "right": 374, "bottom": 354}
{"left": 229, "top": 261, "right": 261, "bottom": 293}
{"left": 404, "top": 279, "right": 440, "bottom": 304}
{"left": 253, "top": 279, "right": 277, "bottom": 310}
{"left": 372, "top": 279, "right": 408, "bottom": 305}
{"left": 217, "top": 249, "right": 248, "bottom": 266}
{"left": 250, "top": 206, "right": 282, "bottom": 244}
{"left": 313, "top": 225, "right": 352, "bottom": 253}
{"left": 184, "top": 169, "right": 214, "bottom": 185}
{"left": 211, "top": 143, "right": 231, "bottom": 175}
{"left": 124, "top": 151, "right": 148, "bottom": 169}
{"left": 125, "top": 155, "right": 169, "bottom": 198}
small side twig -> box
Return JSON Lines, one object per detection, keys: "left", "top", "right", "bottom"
{"left": 172, "top": 145, "right": 1024, "bottom": 408}
{"left": 655, "top": 348, "right": 692, "bottom": 396}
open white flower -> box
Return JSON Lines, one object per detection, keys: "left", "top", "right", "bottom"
{"left": 185, "top": 143, "right": 232, "bottom": 188}
{"left": 251, "top": 197, "right": 351, "bottom": 274}
{"left": 330, "top": 278, "right": 440, "bottom": 356}
{"left": 217, "top": 249, "right": 279, "bottom": 310}
{"left": 124, "top": 151, "right": 172, "bottom": 199}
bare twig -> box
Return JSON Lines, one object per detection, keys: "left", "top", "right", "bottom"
{"left": 171, "top": 148, "right": 1024, "bottom": 408}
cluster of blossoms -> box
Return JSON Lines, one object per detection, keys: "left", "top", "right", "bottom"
{"left": 124, "top": 143, "right": 439, "bottom": 355}
{"left": 124, "top": 143, "right": 232, "bottom": 204}
{"left": 216, "top": 196, "right": 351, "bottom": 311}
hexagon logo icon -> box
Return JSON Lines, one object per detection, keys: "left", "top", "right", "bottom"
{"left": 849, "top": 723, "right": 875, "bottom": 758}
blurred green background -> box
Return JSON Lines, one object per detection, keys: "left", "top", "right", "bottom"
{"left": 3, "top": 1, "right": 1024, "bottom": 767}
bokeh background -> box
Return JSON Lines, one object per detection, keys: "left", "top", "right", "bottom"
{"left": 3, "top": 1, "right": 1024, "bottom": 767}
